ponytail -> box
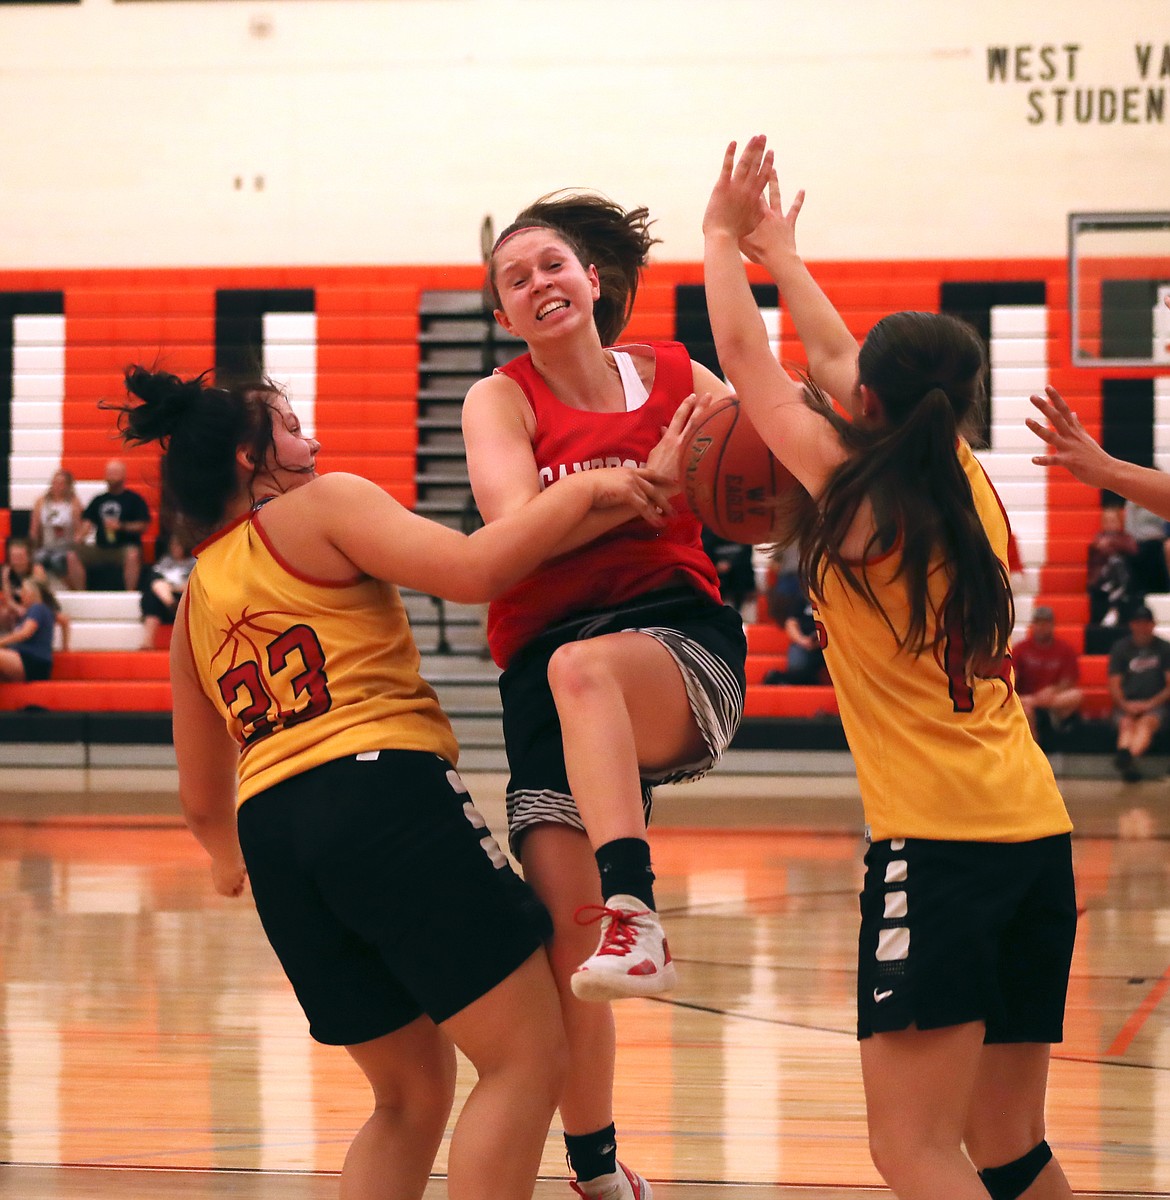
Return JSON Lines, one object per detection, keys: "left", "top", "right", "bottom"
{"left": 800, "top": 313, "right": 1013, "bottom": 679}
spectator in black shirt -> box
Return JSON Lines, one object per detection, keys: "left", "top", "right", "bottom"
{"left": 78, "top": 459, "right": 151, "bottom": 590}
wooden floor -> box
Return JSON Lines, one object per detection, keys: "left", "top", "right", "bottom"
{"left": 0, "top": 767, "right": 1167, "bottom": 1199}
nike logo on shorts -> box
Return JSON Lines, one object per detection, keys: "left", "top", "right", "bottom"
{"left": 873, "top": 988, "right": 894, "bottom": 1003}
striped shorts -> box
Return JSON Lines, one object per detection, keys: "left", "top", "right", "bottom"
{"left": 499, "top": 587, "right": 747, "bottom": 854}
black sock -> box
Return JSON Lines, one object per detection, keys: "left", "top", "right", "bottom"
{"left": 565, "top": 1123, "right": 618, "bottom": 1184}
{"left": 595, "top": 838, "right": 656, "bottom": 910}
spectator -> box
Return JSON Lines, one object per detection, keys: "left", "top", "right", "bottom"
{"left": 701, "top": 525, "right": 756, "bottom": 617}
{"left": 1012, "top": 604, "right": 1083, "bottom": 747}
{"left": 1124, "top": 498, "right": 1170, "bottom": 597}
{"left": 1, "top": 538, "right": 34, "bottom": 634}
{"left": 1108, "top": 604, "right": 1170, "bottom": 782}
{"left": 0, "top": 577, "right": 67, "bottom": 682}
{"left": 764, "top": 591, "right": 825, "bottom": 685}
{"left": 78, "top": 459, "right": 151, "bottom": 590}
{"left": 1087, "top": 505, "right": 1138, "bottom": 627}
{"left": 140, "top": 531, "right": 196, "bottom": 649}
{"left": 29, "top": 468, "right": 85, "bottom": 590}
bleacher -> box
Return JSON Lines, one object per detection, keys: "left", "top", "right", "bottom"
{"left": 0, "top": 549, "right": 1154, "bottom": 770}
{"left": 3, "top": 257, "right": 1168, "bottom": 774}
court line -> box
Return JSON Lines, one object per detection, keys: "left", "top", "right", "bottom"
{"left": 653, "top": 996, "right": 1170, "bottom": 1075}
{"left": 1106, "top": 960, "right": 1170, "bottom": 1057}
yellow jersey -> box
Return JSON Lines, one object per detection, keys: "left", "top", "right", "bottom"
{"left": 817, "top": 440, "right": 1071, "bottom": 843}
{"left": 183, "top": 508, "right": 459, "bottom": 804}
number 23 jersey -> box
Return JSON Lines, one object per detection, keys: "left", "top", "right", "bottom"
{"left": 183, "top": 508, "right": 459, "bottom": 804}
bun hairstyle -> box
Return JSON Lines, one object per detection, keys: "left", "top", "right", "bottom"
{"left": 103, "top": 366, "right": 279, "bottom": 535}
{"left": 489, "top": 190, "right": 659, "bottom": 346}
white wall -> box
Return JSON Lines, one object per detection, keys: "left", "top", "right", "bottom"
{"left": 0, "top": 0, "right": 1166, "bottom": 268}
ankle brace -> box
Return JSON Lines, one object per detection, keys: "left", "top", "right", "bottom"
{"left": 978, "top": 1140, "right": 1053, "bottom": 1200}
{"left": 565, "top": 1123, "right": 618, "bottom": 1184}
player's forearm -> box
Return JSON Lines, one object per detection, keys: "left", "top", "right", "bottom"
{"left": 462, "top": 475, "right": 601, "bottom": 599}
{"left": 540, "top": 504, "right": 644, "bottom": 556}
{"left": 1095, "top": 458, "right": 1170, "bottom": 521}
{"left": 704, "top": 231, "right": 777, "bottom": 384}
{"left": 755, "top": 245, "right": 857, "bottom": 385}
{"left": 176, "top": 765, "right": 240, "bottom": 863}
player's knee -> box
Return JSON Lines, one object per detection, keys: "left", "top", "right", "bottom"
{"left": 547, "top": 641, "right": 610, "bottom": 700}
{"left": 501, "top": 1011, "right": 568, "bottom": 1106}
{"left": 977, "top": 1140, "right": 1053, "bottom": 1200}
{"left": 866, "top": 1125, "right": 908, "bottom": 1186}
{"left": 399, "top": 1060, "right": 458, "bottom": 1129}
{"left": 368, "top": 1048, "right": 456, "bottom": 1127}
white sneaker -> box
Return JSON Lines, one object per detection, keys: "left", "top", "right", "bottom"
{"left": 570, "top": 895, "right": 677, "bottom": 1001}
{"left": 570, "top": 1163, "right": 653, "bottom": 1200}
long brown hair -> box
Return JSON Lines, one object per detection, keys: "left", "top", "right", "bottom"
{"left": 797, "top": 311, "right": 1012, "bottom": 679}
{"left": 488, "top": 191, "right": 659, "bottom": 346}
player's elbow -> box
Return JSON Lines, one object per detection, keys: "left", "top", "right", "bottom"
{"left": 713, "top": 327, "right": 757, "bottom": 368}
{"left": 718, "top": 337, "right": 773, "bottom": 388}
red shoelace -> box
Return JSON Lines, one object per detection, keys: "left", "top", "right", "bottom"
{"left": 574, "top": 903, "right": 641, "bottom": 957}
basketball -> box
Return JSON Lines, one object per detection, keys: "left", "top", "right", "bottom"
{"left": 683, "top": 396, "right": 796, "bottom": 544}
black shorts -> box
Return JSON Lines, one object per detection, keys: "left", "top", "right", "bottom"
{"left": 17, "top": 651, "right": 51, "bottom": 682}
{"left": 498, "top": 587, "right": 747, "bottom": 854}
{"left": 236, "top": 750, "right": 551, "bottom": 1046}
{"left": 857, "top": 833, "right": 1077, "bottom": 1043}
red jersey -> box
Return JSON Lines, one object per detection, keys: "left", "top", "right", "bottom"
{"left": 486, "top": 341, "right": 722, "bottom": 667}
{"left": 1012, "top": 634, "right": 1080, "bottom": 695}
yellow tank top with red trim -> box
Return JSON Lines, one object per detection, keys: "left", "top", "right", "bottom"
{"left": 486, "top": 341, "right": 722, "bottom": 667}
{"left": 817, "top": 440, "right": 1071, "bottom": 843}
{"left": 184, "top": 508, "right": 459, "bottom": 804}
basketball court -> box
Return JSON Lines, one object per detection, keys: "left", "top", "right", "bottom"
{"left": 0, "top": 766, "right": 1166, "bottom": 1199}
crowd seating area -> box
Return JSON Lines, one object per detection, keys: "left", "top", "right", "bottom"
{"left": 2, "top": 257, "right": 1167, "bottom": 764}
{"left": 0, "top": 581, "right": 1140, "bottom": 724}
{"left": 0, "top": 649, "right": 171, "bottom": 714}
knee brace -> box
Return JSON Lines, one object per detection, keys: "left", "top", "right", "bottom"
{"left": 978, "top": 1140, "right": 1053, "bottom": 1200}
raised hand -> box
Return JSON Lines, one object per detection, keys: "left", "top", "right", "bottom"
{"left": 704, "top": 135, "right": 805, "bottom": 267}
{"left": 1026, "top": 386, "right": 1116, "bottom": 489}
{"left": 703, "top": 136, "right": 774, "bottom": 243}
{"left": 740, "top": 162, "right": 804, "bottom": 268}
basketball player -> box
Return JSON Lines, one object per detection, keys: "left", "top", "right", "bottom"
{"left": 702, "top": 138, "right": 1077, "bottom": 1200}
{"left": 105, "top": 364, "right": 699, "bottom": 1200}
{"left": 462, "top": 193, "right": 748, "bottom": 1200}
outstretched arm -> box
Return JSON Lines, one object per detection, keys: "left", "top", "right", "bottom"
{"left": 1028, "top": 385, "right": 1170, "bottom": 519}
{"left": 703, "top": 137, "right": 847, "bottom": 496}
{"left": 316, "top": 393, "right": 714, "bottom": 604}
{"left": 733, "top": 148, "right": 859, "bottom": 406}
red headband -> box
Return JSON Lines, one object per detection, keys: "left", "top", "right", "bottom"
{"left": 491, "top": 224, "right": 549, "bottom": 255}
